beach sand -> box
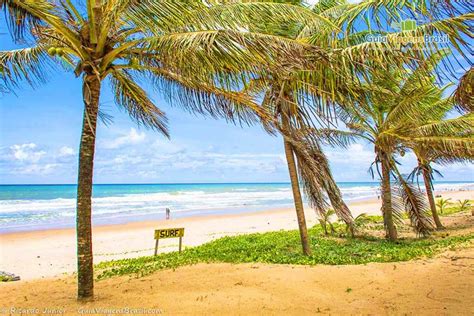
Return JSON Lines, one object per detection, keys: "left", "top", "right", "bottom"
{"left": 0, "top": 190, "right": 472, "bottom": 281}
{"left": 0, "top": 213, "right": 473, "bottom": 315}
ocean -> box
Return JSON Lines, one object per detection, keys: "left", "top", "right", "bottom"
{"left": 0, "top": 182, "right": 472, "bottom": 233}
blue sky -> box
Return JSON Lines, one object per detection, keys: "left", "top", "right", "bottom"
{"left": 1, "top": 11, "right": 473, "bottom": 185}
{"left": 2, "top": 67, "right": 472, "bottom": 184}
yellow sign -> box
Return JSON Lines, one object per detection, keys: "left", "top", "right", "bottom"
{"left": 154, "top": 228, "right": 184, "bottom": 239}
{"left": 154, "top": 228, "right": 185, "bottom": 255}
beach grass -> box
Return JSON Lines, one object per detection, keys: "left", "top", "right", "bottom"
{"left": 96, "top": 225, "right": 474, "bottom": 280}
{"left": 439, "top": 204, "right": 473, "bottom": 216}
{"left": 356, "top": 201, "right": 473, "bottom": 228}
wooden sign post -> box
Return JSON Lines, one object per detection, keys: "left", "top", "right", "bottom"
{"left": 154, "top": 228, "right": 185, "bottom": 255}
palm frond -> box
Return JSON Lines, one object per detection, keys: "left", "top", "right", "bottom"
{"left": 285, "top": 126, "right": 354, "bottom": 225}
{"left": 393, "top": 170, "right": 434, "bottom": 236}
{"left": 109, "top": 69, "right": 169, "bottom": 136}
{"left": 312, "top": 128, "right": 360, "bottom": 148}
{"left": 454, "top": 67, "right": 473, "bottom": 113}
{"left": 417, "top": 113, "right": 474, "bottom": 137}
{"left": 145, "top": 67, "right": 268, "bottom": 126}
{"left": 409, "top": 135, "right": 474, "bottom": 157}
{"left": 0, "top": 0, "right": 52, "bottom": 40}
{"left": 0, "top": 46, "right": 52, "bottom": 91}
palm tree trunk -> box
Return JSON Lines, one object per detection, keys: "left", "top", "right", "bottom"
{"left": 282, "top": 117, "right": 311, "bottom": 255}
{"left": 421, "top": 165, "right": 443, "bottom": 229}
{"left": 284, "top": 139, "right": 312, "bottom": 255}
{"left": 380, "top": 154, "right": 397, "bottom": 241}
{"left": 77, "top": 75, "right": 100, "bottom": 300}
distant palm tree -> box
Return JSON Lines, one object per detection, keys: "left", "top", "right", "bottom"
{"left": 0, "top": 0, "right": 318, "bottom": 299}
{"left": 408, "top": 96, "right": 473, "bottom": 229}
{"left": 323, "top": 57, "right": 473, "bottom": 240}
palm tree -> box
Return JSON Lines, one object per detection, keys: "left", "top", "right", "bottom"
{"left": 240, "top": 0, "right": 472, "bottom": 250}
{"left": 238, "top": 0, "right": 357, "bottom": 255}
{"left": 327, "top": 59, "right": 473, "bottom": 240}
{"left": 248, "top": 50, "right": 362, "bottom": 254}
{"left": 408, "top": 96, "right": 473, "bottom": 229}
{"left": 241, "top": 0, "right": 425, "bottom": 251}
{"left": 1, "top": 0, "right": 323, "bottom": 299}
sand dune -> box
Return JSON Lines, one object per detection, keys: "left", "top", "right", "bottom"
{"left": 1, "top": 245, "right": 473, "bottom": 315}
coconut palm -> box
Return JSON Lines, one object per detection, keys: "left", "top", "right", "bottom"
{"left": 242, "top": 0, "right": 424, "bottom": 252}
{"left": 240, "top": 0, "right": 471, "bottom": 251}
{"left": 324, "top": 57, "right": 473, "bottom": 240}
{"left": 238, "top": 0, "right": 358, "bottom": 255}
{"left": 408, "top": 95, "right": 473, "bottom": 229}
{"left": 1, "top": 0, "right": 330, "bottom": 299}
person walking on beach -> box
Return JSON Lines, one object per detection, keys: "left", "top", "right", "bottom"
{"left": 166, "top": 208, "right": 171, "bottom": 220}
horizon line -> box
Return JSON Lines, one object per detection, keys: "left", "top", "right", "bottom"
{"left": 1, "top": 180, "right": 473, "bottom": 186}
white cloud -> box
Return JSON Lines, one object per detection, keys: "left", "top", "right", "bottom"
{"left": 103, "top": 128, "right": 146, "bottom": 149}
{"left": 10, "top": 143, "right": 46, "bottom": 163}
{"left": 14, "top": 163, "right": 58, "bottom": 175}
{"left": 326, "top": 143, "right": 374, "bottom": 164}
{"left": 58, "top": 146, "right": 75, "bottom": 157}
{"left": 94, "top": 146, "right": 286, "bottom": 179}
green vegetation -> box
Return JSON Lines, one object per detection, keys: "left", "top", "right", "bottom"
{"left": 0, "top": 275, "right": 11, "bottom": 282}
{"left": 318, "top": 209, "right": 337, "bottom": 235}
{"left": 353, "top": 201, "right": 473, "bottom": 228}
{"left": 436, "top": 198, "right": 453, "bottom": 215}
{"left": 96, "top": 226, "right": 473, "bottom": 280}
{"left": 0, "top": 274, "right": 18, "bottom": 282}
{"left": 437, "top": 200, "right": 473, "bottom": 217}
{"left": 458, "top": 200, "right": 472, "bottom": 213}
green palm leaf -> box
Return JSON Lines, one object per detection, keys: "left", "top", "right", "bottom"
{"left": 110, "top": 69, "right": 169, "bottom": 135}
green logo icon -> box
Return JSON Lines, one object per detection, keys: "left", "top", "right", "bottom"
{"left": 401, "top": 19, "right": 417, "bottom": 31}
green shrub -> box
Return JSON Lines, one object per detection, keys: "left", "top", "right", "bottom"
{"left": 96, "top": 227, "right": 474, "bottom": 280}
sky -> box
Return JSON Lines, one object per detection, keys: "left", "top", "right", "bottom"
{"left": 1, "top": 68, "right": 472, "bottom": 184}
{"left": 0, "top": 6, "right": 473, "bottom": 185}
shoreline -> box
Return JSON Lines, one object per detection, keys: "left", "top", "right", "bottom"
{"left": 2, "top": 181, "right": 473, "bottom": 234}
{"left": 0, "top": 189, "right": 472, "bottom": 281}
{"left": 0, "top": 193, "right": 393, "bottom": 236}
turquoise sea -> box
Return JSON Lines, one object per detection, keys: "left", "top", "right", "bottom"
{"left": 0, "top": 182, "right": 472, "bottom": 233}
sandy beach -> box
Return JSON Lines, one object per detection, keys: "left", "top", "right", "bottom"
{"left": 1, "top": 212, "right": 473, "bottom": 315}
{"left": 0, "top": 189, "right": 472, "bottom": 281}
